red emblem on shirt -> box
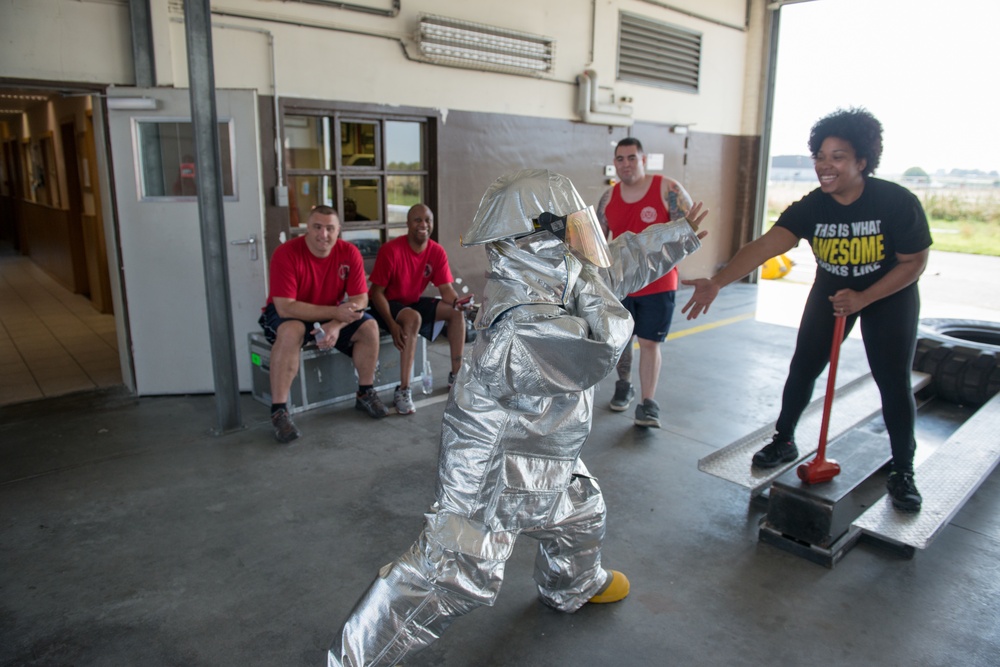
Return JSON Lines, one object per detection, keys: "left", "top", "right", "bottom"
{"left": 640, "top": 206, "right": 658, "bottom": 223}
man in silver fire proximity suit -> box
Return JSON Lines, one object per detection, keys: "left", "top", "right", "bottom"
{"left": 328, "top": 169, "right": 706, "bottom": 666}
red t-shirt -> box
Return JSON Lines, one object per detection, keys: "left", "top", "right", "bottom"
{"left": 265, "top": 236, "right": 368, "bottom": 307}
{"left": 370, "top": 236, "right": 453, "bottom": 304}
{"left": 606, "top": 174, "right": 678, "bottom": 296}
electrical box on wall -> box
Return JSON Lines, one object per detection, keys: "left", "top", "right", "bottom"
{"left": 604, "top": 165, "right": 615, "bottom": 177}
{"left": 274, "top": 185, "right": 288, "bottom": 207}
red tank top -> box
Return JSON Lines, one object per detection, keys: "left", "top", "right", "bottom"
{"left": 606, "top": 175, "right": 678, "bottom": 295}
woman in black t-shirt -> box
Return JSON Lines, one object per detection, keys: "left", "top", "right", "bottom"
{"left": 681, "top": 108, "right": 931, "bottom": 512}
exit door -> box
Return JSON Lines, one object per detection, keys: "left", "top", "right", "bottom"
{"left": 106, "top": 88, "right": 265, "bottom": 394}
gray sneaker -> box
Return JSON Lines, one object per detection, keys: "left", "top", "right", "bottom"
{"left": 271, "top": 408, "right": 301, "bottom": 443}
{"left": 393, "top": 385, "right": 415, "bottom": 415}
{"left": 610, "top": 380, "right": 635, "bottom": 412}
{"left": 355, "top": 388, "right": 389, "bottom": 419}
{"left": 634, "top": 398, "right": 661, "bottom": 428}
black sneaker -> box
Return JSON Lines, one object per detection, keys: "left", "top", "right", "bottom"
{"left": 610, "top": 380, "right": 635, "bottom": 412}
{"left": 271, "top": 408, "right": 301, "bottom": 443}
{"left": 355, "top": 387, "right": 389, "bottom": 419}
{"left": 448, "top": 371, "right": 457, "bottom": 389}
{"left": 634, "top": 398, "right": 661, "bottom": 428}
{"left": 751, "top": 435, "right": 798, "bottom": 468}
{"left": 886, "top": 471, "right": 923, "bottom": 512}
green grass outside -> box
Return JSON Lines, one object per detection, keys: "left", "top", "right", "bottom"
{"left": 765, "top": 210, "right": 1000, "bottom": 257}
{"left": 766, "top": 182, "right": 1000, "bottom": 257}
{"left": 927, "top": 218, "right": 1000, "bottom": 256}
{"left": 919, "top": 189, "right": 1000, "bottom": 255}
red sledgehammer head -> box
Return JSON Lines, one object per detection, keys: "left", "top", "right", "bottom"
{"left": 797, "top": 457, "right": 841, "bottom": 484}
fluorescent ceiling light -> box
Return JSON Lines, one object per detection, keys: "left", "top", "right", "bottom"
{"left": 416, "top": 14, "right": 554, "bottom": 77}
{"left": 107, "top": 97, "right": 159, "bottom": 110}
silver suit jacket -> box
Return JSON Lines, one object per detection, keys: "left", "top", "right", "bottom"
{"left": 436, "top": 220, "right": 700, "bottom": 535}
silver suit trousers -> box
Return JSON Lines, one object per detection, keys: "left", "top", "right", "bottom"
{"left": 328, "top": 470, "right": 609, "bottom": 667}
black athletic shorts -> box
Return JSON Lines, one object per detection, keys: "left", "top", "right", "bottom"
{"left": 258, "top": 302, "right": 372, "bottom": 356}
{"left": 370, "top": 297, "right": 443, "bottom": 341}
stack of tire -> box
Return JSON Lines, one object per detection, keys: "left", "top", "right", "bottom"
{"left": 912, "top": 319, "right": 1000, "bottom": 406}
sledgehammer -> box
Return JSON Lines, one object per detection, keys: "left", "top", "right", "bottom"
{"left": 797, "top": 315, "right": 846, "bottom": 485}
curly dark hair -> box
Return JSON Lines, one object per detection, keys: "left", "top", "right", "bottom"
{"left": 808, "top": 107, "right": 883, "bottom": 176}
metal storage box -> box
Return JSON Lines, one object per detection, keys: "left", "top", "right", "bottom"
{"left": 249, "top": 332, "right": 425, "bottom": 414}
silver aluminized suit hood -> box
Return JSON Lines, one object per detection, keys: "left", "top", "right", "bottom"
{"left": 461, "top": 169, "right": 587, "bottom": 246}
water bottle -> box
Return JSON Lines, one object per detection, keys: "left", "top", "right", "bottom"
{"left": 313, "top": 322, "right": 325, "bottom": 342}
{"left": 421, "top": 355, "right": 433, "bottom": 394}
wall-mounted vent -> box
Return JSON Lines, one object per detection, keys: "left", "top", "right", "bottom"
{"left": 416, "top": 14, "right": 555, "bottom": 77}
{"left": 617, "top": 12, "right": 701, "bottom": 93}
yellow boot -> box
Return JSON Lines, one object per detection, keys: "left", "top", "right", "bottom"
{"left": 588, "top": 570, "right": 630, "bottom": 604}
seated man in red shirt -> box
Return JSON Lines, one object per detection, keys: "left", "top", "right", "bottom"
{"left": 369, "top": 203, "right": 472, "bottom": 415}
{"left": 259, "top": 205, "right": 388, "bottom": 443}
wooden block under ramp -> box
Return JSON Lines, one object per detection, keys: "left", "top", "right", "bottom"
{"left": 698, "top": 371, "right": 931, "bottom": 496}
{"left": 853, "top": 391, "right": 1000, "bottom": 550}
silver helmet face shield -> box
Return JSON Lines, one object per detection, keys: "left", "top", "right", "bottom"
{"left": 563, "top": 206, "right": 612, "bottom": 268}
{"left": 538, "top": 206, "right": 611, "bottom": 268}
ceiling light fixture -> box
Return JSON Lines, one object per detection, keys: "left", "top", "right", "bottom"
{"left": 107, "top": 97, "right": 159, "bottom": 110}
{"left": 416, "top": 14, "right": 555, "bottom": 77}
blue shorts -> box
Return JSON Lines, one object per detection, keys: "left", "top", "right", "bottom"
{"left": 258, "top": 302, "right": 372, "bottom": 356}
{"left": 370, "top": 297, "right": 442, "bottom": 341}
{"left": 622, "top": 291, "right": 676, "bottom": 342}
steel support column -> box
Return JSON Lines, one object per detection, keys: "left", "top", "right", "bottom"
{"left": 751, "top": 4, "right": 782, "bottom": 268}
{"left": 183, "top": 0, "right": 242, "bottom": 433}
{"left": 128, "top": 0, "right": 155, "bottom": 87}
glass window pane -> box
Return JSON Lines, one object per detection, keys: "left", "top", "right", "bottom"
{"left": 341, "top": 228, "right": 381, "bottom": 258}
{"left": 136, "top": 121, "right": 233, "bottom": 198}
{"left": 386, "top": 174, "right": 423, "bottom": 223}
{"left": 287, "top": 175, "right": 334, "bottom": 227}
{"left": 387, "top": 226, "right": 408, "bottom": 240}
{"left": 340, "top": 121, "right": 378, "bottom": 167}
{"left": 284, "top": 115, "right": 330, "bottom": 170}
{"left": 385, "top": 121, "right": 423, "bottom": 170}
{"left": 343, "top": 177, "right": 380, "bottom": 222}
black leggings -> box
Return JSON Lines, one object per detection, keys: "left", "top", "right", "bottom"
{"left": 775, "top": 283, "right": 920, "bottom": 473}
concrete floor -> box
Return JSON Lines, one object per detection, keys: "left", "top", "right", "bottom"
{"left": 2, "top": 284, "right": 999, "bottom": 666}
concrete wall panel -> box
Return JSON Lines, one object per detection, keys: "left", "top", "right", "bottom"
{"left": 0, "top": 0, "right": 133, "bottom": 84}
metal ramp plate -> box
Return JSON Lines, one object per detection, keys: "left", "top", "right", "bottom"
{"left": 698, "top": 371, "right": 931, "bottom": 496}
{"left": 853, "top": 391, "right": 1000, "bottom": 550}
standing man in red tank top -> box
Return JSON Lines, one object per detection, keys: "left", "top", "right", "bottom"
{"left": 596, "top": 137, "right": 705, "bottom": 428}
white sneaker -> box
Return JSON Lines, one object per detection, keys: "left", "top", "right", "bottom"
{"left": 393, "top": 385, "right": 415, "bottom": 415}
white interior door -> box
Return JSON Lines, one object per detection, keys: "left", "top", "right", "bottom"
{"left": 107, "top": 88, "right": 265, "bottom": 394}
